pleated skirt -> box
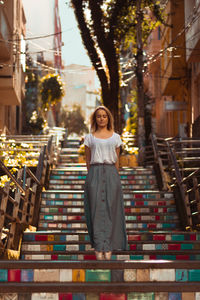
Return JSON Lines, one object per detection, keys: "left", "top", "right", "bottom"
{"left": 84, "top": 164, "right": 128, "bottom": 252}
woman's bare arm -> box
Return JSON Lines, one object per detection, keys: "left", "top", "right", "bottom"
{"left": 115, "top": 147, "right": 120, "bottom": 172}
{"left": 85, "top": 145, "right": 91, "bottom": 171}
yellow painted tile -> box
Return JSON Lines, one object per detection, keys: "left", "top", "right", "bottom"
{"left": 48, "top": 235, "right": 55, "bottom": 241}
{"left": 47, "top": 245, "right": 53, "bottom": 251}
{"left": 72, "top": 269, "right": 85, "bottom": 282}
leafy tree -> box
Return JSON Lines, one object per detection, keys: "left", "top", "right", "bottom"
{"left": 61, "top": 105, "right": 89, "bottom": 136}
{"left": 39, "top": 74, "right": 65, "bottom": 110}
{"left": 69, "top": 0, "right": 165, "bottom": 133}
{"left": 22, "top": 51, "right": 43, "bottom": 134}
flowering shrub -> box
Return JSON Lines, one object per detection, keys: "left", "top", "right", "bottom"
{"left": 39, "top": 73, "right": 65, "bottom": 110}
{"left": 121, "top": 129, "right": 138, "bottom": 156}
{"left": 0, "top": 136, "right": 39, "bottom": 187}
{"left": 78, "top": 143, "right": 85, "bottom": 155}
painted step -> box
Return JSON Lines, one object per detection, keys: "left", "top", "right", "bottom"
{"left": 40, "top": 206, "right": 177, "bottom": 214}
{"left": 48, "top": 184, "right": 157, "bottom": 190}
{"left": 22, "top": 231, "right": 200, "bottom": 242}
{"left": 41, "top": 199, "right": 176, "bottom": 207}
{"left": 1, "top": 260, "right": 200, "bottom": 293}
{"left": 42, "top": 190, "right": 174, "bottom": 199}
{"left": 49, "top": 178, "right": 157, "bottom": 185}
{"left": 21, "top": 252, "right": 200, "bottom": 262}
{"left": 51, "top": 169, "right": 155, "bottom": 176}
{"left": 38, "top": 221, "right": 179, "bottom": 231}
{"left": 21, "top": 240, "right": 200, "bottom": 253}
{"left": 39, "top": 213, "right": 179, "bottom": 222}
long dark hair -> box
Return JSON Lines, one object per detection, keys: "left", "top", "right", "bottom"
{"left": 90, "top": 106, "right": 114, "bottom": 132}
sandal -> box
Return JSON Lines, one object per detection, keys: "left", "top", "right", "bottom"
{"left": 95, "top": 251, "right": 103, "bottom": 260}
{"left": 104, "top": 251, "right": 112, "bottom": 260}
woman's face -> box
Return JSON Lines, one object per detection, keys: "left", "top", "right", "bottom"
{"left": 95, "top": 109, "right": 109, "bottom": 128}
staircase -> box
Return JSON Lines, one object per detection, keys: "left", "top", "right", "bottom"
{"left": 1, "top": 137, "right": 200, "bottom": 299}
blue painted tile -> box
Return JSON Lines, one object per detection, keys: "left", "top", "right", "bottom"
{"left": 168, "top": 293, "right": 181, "bottom": 300}
{"left": 73, "top": 293, "right": 85, "bottom": 300}
{"left": 176, "top": 270, "right": 188, "bottom": 282}
{"left": 23, "top": 234, "right": 35, "bottom": 241}
{"left": 0, "top": 269, "right": 8, "bottom": 282}
{"left": 21, "top": 269, "right": 34, "bottom": 282}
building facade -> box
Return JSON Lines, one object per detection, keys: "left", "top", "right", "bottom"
{"left": 22, "top": 0, "right": 63, "bottom": 127}
{"left": 145, "top": 0, "right": 192, "bottom": 137}
{"left": 62, "top": 64, "right": 100, "bottom": 126}
{"left": 185, "top": 0, "right": 200, "bottom": 137}
{"left": 0, "top": 0, "right": 26, "bottom": 134}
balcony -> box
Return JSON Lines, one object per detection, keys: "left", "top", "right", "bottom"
{"left": 0, "top": 9, "right": 11, "bottom": 62}
{"left": 0, "top": 65, "right": 21, "bottom": 105}
{"left": 161, "top": 0, "right": 186, "bottom": 95}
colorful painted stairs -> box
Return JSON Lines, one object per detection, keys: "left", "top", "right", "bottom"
{"left": 1, "top": 137, "right": 200, "bottom": 300}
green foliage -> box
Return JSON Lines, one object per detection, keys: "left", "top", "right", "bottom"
{"left": 22, "top": 51, "right": 43, "bottom": 134}
{"left": 61, "top": 105, "right": 89, "bottom": 136}
{"left": 39, "top": 74, "right": 65, "bottom": 110}
{"left": 125, "top": 90, "right": 138, "bottom": 135}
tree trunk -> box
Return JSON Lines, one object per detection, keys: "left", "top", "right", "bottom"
{"left": 136, "top": 0, "right": 145, "bottom": 165}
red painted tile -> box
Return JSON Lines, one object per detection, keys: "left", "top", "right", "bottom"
{"left": 135, "top": 201, "right": 144, "bottom": 206}
{"left": 154, "top": 208, "right": 158, "bottom": 213}
{"left": 150, "top": 255, "right": 157, "bottom": 259}
{"left": 190, "top": 234, "right": 196, "bottom": 241}
{"left": 148, "top": 224, "right": 157, "bottom": 229}
{"left": 51, "top": 255, "right": 58, "bottom": 260}
{"left": 100, "top": 293, "right": 127, "bottom": 300}
{"left": 155, "top": 216, "right": 160, "bottom": 221}
{"left": 8, "top": 269, "right": 21, "bottom": 282}
{"left": 84, "top": 255, "right": 96, "bottom": 260}
{"left": 135, "top": 194, "right": 143, "bottom": 198}
{"left": 59, "top": 293, "right": 73, "bottom": 300}
{"left": 137, "top": 216, "right": 141, "bottom": 221}
{"left": 176, "top": 255, "right": 189, "bottom": 260}
{"left": 153, "top": 235, "right": 165, "bottom": 241}
{"left": 125, "top": 208, "right": 131, "bottom": 213}
{"left": 163, "top": 208, "right": 167, "bottom": 213}
{"left": 128, "top": 235, "right": 141, "bottom": 241}
{"left": 158, "top": 201, "right": 166, "bottom": 206}
{"left": 59, "top": 208, "right": 63, "bottom": 213}
{"left": 35, "top": 235, "right": 48, "bottom": 241}
{"left": 168, "top": 244, "right": 181, "bottom": 250}
{"left": 130, "top": 244, "right": 137, "bottom": 250}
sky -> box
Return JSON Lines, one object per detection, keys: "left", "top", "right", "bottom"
{"left": 58, "top": 1, "right": 91, "bottom": 67}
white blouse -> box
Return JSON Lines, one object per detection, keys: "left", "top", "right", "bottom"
{"left": 84, "top": 132, "right": 123, "bottom": 164}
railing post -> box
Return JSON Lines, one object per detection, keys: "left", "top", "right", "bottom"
{"left": 150, "top": 134, "right": 167, "bottom": 190}
{"left": 166, "top": 143, "right": 191, "bottom": 229}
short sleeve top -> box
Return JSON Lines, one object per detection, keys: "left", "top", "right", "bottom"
{"left": 84, "top": 132, "right": 123, "bottom": 164}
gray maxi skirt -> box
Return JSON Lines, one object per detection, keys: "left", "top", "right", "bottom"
{"left": 84, "top": 164, "right": 128, "bottom": 252}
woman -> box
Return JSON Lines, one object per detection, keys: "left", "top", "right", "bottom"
{"left": 84, "top": 106, "right": 128, "bottom": 260}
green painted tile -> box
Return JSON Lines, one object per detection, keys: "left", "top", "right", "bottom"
{"left": 162, "top": 255, "right": 176, "bottom": 260}
{"left": 128, "top": 292, "right": 155, "bottom": 300}
{"left": 58, "top": 255, "right": 72, "bottom": 260}
{"left": 53, "top": 245, "right": 66, "bottom": 251}
{"left": 188, "top": 270, "right": 200, "bottom": 281}
{"left": 181, "top": 244, "right": 193, "bottom": 250}
{"left": 171, "top": 235, "right": 185, "bottom": 241}
{"left": 0, "top": 269, "right": 8, "bottom": 282}
{"left": 130, "top": 255, "right": 144, "bottom": 260}
{"left": 176, "top": 270, "right": 188, "bottom": 282}
{"left": 44, "top": 215, "right": 53, "bottom": 220}
{"left": 85, "top": 270, "right": 111, "bottom": 282}
{"left": 49, "top": 208, "right": 58, "bottom": 213}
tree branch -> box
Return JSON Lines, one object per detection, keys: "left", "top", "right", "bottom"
{"left": 71, "top": 0, "right": 109, "bottom": 90}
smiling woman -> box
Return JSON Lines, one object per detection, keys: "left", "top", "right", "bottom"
{"left": 83, "top": 106, "right": 128, "bottom": 261}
